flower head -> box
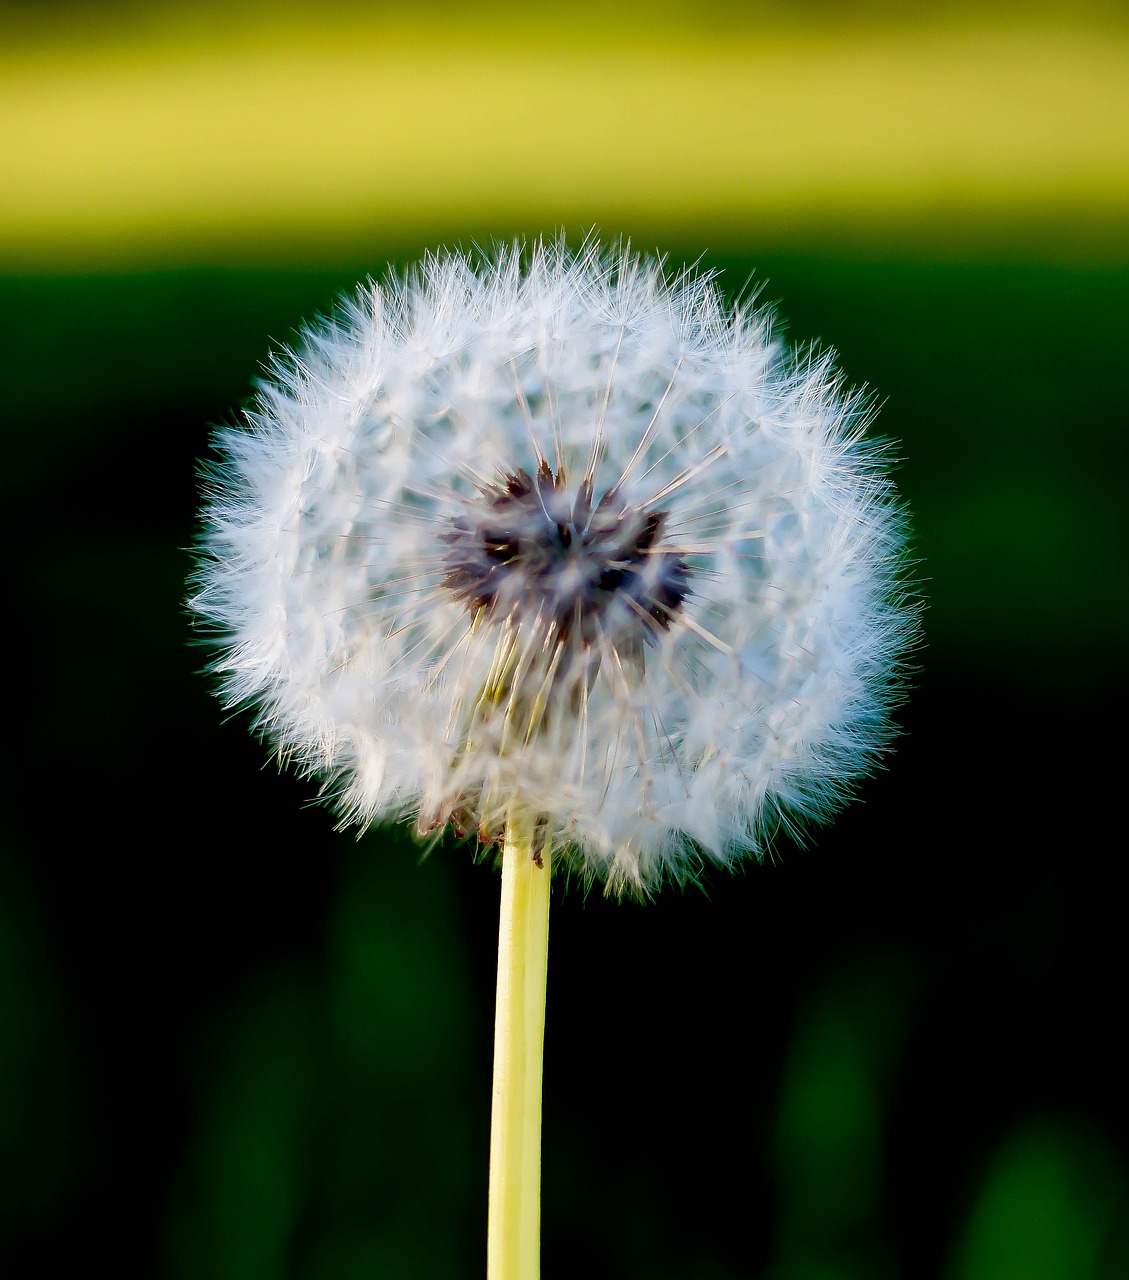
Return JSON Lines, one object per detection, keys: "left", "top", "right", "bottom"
{"left": 191, "top": 239, "right": 915, "bottom": 894}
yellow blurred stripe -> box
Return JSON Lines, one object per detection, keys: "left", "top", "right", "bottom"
{"left": 2, "top": 18, "right": 1128, "bottom": 266}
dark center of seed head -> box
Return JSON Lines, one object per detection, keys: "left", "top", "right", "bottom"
{"left": 441, "top": 461, "right": 691, "bottom": 646}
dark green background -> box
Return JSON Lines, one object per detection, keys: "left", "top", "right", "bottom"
{"left": 2, "top": 234, "right": 1126, "bottom": 1278}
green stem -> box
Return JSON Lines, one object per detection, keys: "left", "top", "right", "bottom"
{"left": 487, "top": 809, "right": 552, "bottom": 1280}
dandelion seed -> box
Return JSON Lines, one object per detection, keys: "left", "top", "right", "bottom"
{"left": 190, "top": 237, "right": 915, "bottom": 896}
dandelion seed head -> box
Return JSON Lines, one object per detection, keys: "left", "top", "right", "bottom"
{"left": 190, "top": 238, "right": 916, "bottom": 895}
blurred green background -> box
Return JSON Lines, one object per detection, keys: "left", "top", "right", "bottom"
{"left": 2, "top": 2, "right": 1127, "bottom": 1277}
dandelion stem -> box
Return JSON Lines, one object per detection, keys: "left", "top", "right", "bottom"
{"left": 488, "top": 809, "right": 551, "bottom": 1280}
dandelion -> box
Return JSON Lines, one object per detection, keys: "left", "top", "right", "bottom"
{"left": 190, "top": 238, "right": 916, "bottom": 1278}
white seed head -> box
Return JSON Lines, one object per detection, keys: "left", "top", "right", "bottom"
{"left": 190, "top": 239, "right": 916, "bottom": 895}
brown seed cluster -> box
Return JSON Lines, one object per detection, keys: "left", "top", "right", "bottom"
{"left": 441, "top": 461, "right": 691, "bottom": 649}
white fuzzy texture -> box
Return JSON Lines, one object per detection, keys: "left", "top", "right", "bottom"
{"left": 191, "top": 240, "right": 915, "bottom": 894}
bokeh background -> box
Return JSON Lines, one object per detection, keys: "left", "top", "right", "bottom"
{"left": 2, "top": 1, "right": 1127, "bottom": 1276}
